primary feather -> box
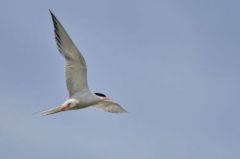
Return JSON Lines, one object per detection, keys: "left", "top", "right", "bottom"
{"left": 50, "top": 10, "right": 89, "bottom": 97}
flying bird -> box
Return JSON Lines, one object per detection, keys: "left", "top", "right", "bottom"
{"left": 41, "top": 10, "right": 126, "bottom": 115}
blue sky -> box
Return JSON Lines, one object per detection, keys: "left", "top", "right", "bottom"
{"left": 0, "top": 0, "right": 240, "bottom": 158}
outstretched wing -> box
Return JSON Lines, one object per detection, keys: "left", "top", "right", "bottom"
{"left": 93, "top": 100, "right": 127, "bottom": 113}
{"left": 50, "top": 10, "right": 89, "bottom": 97}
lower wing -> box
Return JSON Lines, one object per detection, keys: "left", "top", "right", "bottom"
{"left": 93, "top": 100, "right": 127, "bottom": 113}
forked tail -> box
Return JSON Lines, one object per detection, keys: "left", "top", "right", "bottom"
{"left": 39, "top": 106, "right": 64, "bottom": 116}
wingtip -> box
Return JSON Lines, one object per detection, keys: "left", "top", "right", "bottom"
{"left": 49, "top": 9, "right": 55, "bottom": 18}
{"left": 120, "top": 108, "right": 128, "bottom": 113}
{"left": 123, "top": 109, "right": 128, "bottom": 113}
{"left": 49, "top": 9, "right": 53, "bottom": 14}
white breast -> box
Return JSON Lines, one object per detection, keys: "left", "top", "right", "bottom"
{"left": 72, "top": 91, "right": 102, "bottom": 108}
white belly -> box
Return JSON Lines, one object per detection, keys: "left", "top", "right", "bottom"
{"left": 71, "top": 91, "right": 102, "bottom": 109}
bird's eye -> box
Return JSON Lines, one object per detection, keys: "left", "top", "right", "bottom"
{"left": 67, "top": 103, "right": 71, "bottom": 106}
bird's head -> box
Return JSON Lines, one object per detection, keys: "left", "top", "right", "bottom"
{"left": 95, "top": 92, "right": 112, "bottom": 100}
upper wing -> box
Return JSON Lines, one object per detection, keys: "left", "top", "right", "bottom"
{"left": 50, "top": 10, "right": 89, "bottom": 97}
{"left": 93, "top": 100, "right": 127, "bottom": 113}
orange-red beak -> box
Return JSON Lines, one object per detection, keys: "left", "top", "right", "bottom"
{"left": 105, "top": 96, "right": 112, "bottom": 100}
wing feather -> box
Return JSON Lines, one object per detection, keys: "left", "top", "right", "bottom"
{"left": 50, "top": 10, "right": 89, "bottom": 97}
{"left": 93, "top": 100, "right": 127, "bottom": 113}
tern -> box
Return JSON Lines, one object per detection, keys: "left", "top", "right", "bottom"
{"left": 41, "top": 10, "right": 126, "bottom": 115}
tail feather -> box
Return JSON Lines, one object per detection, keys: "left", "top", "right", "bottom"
{"left": 40, "top": 106, "right": 63, "bottom": 116}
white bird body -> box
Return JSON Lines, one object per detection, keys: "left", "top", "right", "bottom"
{"left": 40, "top": 10, "right": 126, "bottom": 115}
{"left": 71, "top": 91, "right": 101, "bottom": 108}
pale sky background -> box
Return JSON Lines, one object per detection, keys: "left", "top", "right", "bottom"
{"left": 0, "top": 0, "right": 240, "bottom": 159}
